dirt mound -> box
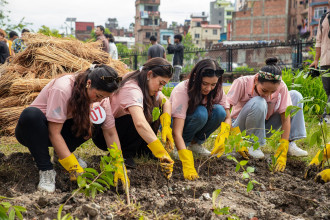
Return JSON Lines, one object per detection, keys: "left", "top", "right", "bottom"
{"left": 0, "top": 153, "right": 329, "bottom": 219}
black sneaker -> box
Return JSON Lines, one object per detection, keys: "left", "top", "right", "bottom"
{"left": 124, "top": 157, "right": 136, "bottom": 169}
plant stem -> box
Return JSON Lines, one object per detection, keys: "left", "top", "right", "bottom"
{"left": 122, "top": 162, "right": 130, "bottom": 205}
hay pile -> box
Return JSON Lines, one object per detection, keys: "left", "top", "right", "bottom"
{"left": 0, "top": 33, "right": 129, "bottom": 135}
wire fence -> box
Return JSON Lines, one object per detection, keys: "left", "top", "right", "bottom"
{"left": 119, "top": 40, "right": 314, "bottom": 79}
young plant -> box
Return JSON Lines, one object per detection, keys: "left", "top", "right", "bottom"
{"left": 55, "top": 204, "right": 77, "bottom": 220}
{"left": 75, "top": 142, "right": 123, "bottom": 199}
{"left": 152, "top": 98, "right": 167, "bottom": 122}
{"left": 212, "top": 189, "right": 240, "bottom": 219}
{"left": 0, "top": 196, "right": 26, "bottom": 220}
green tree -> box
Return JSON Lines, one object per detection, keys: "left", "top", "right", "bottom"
{"left": 38, "top": 25, "right": 63, "bottom": 38}
{"left": 0, "top": 0, "right": 31, "bottom": 33}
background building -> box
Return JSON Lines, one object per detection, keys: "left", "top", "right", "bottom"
{"left": 210, "top": 0, "right": 233, "bottom": 34}
{"left": 134, "top": 0, "right": 162, "bottom": 45}
{"left": 189, "top": 18, "right": 221, "bottom": 48}
{"left": 160, "top": 29, "right": 174, "bottom": 45}
{"left": 308, "top": 0, "right": 329, "bottom": 38}
{"left": 75, "top": 22, "right": 94, "bottom": 41}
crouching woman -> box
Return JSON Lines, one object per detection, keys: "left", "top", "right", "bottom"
{"left": 15, "top": 65, "right": 128, "bottom": 192}
{"left": 170, "top": 59, "right": 231, "bottom": 180}
{"left": 110, "top": 57, "right": 174, "bottom": 179}
{"left": 227, "top": 57, "right": 307, "bottom": 172}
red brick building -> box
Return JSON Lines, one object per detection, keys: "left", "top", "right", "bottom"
{"left": 308, "top": 0, "right": 329, "bottom": 38}
{"left": 231, "top": 0, "right": 293, "bottom": 41}
{"left": 75, "top": 22, "right": 94, "bottom": 41}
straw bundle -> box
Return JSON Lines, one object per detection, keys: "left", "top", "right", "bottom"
{"left": 0, "top": 106, "right": 25, "bottom": 125}
{"left": 10, "top": 78, "right": 51, "bottom": 95}
{"left": 0, "top": 33, "right": 129, "bottom": 135}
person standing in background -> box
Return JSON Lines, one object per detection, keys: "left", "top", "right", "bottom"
{"left": 12, "top": 29, "right": 29, "bottom": 54}
{"left": 0, "top": 29, "right": 10, "bottom": 64}
{"left": 148, "top": 35, "right": 166, "bottom": 60}
{"left": 95, "top": 25, "right": 109, "bottom": 53}
{"left": 167, "top": 34, "right": 184, "bottom": 82}
{"left": 8, "top": 31, "right": 18, "bottom": 56}
{"left": 309, "top": 2, "right": 330, "bottom": 124}
{"left": 105, "top": 34, "right": 118, "bottom": 60}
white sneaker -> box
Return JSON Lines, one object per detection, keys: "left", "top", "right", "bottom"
{"left": 189, "top": 143, "right": 211, "bottom": 156}
{"left": 38, "top": 169, "right": 56, "bottom": 193}
{"left": 319, "top": 115, "right": 330, "bottom": 125}
{"left": 248, "top": 147, "right": 265, "bottom": 159}
{"left": 288, "top": 142, "right": 308, "bottom": 157}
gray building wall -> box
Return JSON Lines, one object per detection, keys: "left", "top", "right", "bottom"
{"left": 210, "top": 1, "right": 225, "bottom": 33}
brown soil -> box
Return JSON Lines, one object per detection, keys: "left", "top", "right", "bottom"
{"left": 0, "top": 152, "right": 329, "bottom": 220}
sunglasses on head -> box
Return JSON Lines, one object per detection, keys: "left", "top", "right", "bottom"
{"left": 100, "top": 76, "right": 122, "bottom": 83}
{"left": 151, "top": 64, "right": 174, "bottom": 74}
{"left": 202, "top": 69, "right": 224, "bottom": 77}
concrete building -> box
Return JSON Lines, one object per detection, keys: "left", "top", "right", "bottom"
{"left": 210, "top": 0, "right": 234, "bottom": 34}
{"left": 160, "top": 29, "right": 174, "bottom": 45}
{"left": 134, "top": 0, "right": 162, "bottom": 45}
{"left": 191, "top": 12, "right": 209, "bottom": 21}
{"left": 115, "top": 36, "right": 135, "bottom": 49}
{"left": 189, "top": 18, "right": 221, "bottom": 48}
{"left": 105, "top": 18, "right": 118, "bottom": 30}
{"left": 308, "top": 0, "right": 329, "bottom": 38}
{"left": 75, "top": 22, "right": 94, "bottom": 41}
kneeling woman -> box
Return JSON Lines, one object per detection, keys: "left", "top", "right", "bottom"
{"left": 170, "top": 59, "right": 231, "bottom": 180}
{"left": 227, "top": 57, "right": 307, "bottom": 172}
{"left": 15, "top": 65, "right": 127, "bottom": 193}
{"left": 111, "top": 57, "right": 174, "bottom": 179}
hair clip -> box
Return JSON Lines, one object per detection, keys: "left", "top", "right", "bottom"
{"left": 90, "top": 64, "right": 96, "bottom": 71}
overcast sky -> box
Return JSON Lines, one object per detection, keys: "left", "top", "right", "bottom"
{"left": 6, "top": 0, "right": 220, "bottom": 33}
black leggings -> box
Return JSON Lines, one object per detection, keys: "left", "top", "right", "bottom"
{"left": 15, "top": 107, "right": 108, "bottom": 171}
{"left": 115, "top": 114, "right": 159, "bottom": 159}
{"left": 321, "top": 66, "right": 330, "bottom": 116}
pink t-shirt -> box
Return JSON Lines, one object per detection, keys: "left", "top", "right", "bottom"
{"left": 170, "top": 80, "right": 230, "bottom": 119}
{"left": 30, "top": 74, "right": 115, "bottom": 129}
{"left": 227, "top": 75, "right": 292, "bottom": 120}
{"left": 111, "top": 79, "right": 164, "bottom": 118}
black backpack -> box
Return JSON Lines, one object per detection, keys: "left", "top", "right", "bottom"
{"left": 319, "top": 11, "right": 330, "bottom": 38}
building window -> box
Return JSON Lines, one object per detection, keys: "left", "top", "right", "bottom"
{"left": 205, "top": 30, "right": 208, "bottom": 32}
{"left": 213, "top": 29, "right": 217, "bottom": 35}
{"left": 219, "top": 12, "right": 222, "bottom": 16}
{"left": 86, "top": 26, "right": 92, "bottom": 31}
{"left": 219, "top": 20, "right": 221, "bottom": 24}
{"left": 314, "top": 7, "right": 327, "bottom": 19}
{"left": 196, "top": 22, "right": 201, "bottom": 27}
{"left": 163, "top": 35, "right": 170, "bottom": 40}
{"left": 146, "top": 32, "right": 151, "bottom": 38}
{"left": 313, "top": 26, "right": 318, "bottom": 36}
{"left": 145, "top": 5, "right": 158, "bottom": 11}
{"left": 195, "top": 33, "right": 200, "bottom": 38}
{"left": 196, "top": 40, "right": 199, "bottom": 44}
{"left": 227, "top": 11, "right": 232, "bottom": 16}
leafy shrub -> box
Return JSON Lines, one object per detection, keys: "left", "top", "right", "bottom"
{"left": 233, "top": 66, "right": 255, "bottom": 73}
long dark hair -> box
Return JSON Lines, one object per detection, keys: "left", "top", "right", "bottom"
{"left": 68, "top": 64, "right": 120, "bottom": 138}
{"left": 187, "top": 59, "right": 224, "bottom": 116}
{"left": 258, "top": 57, "right": 282, "bottom": 84}
{"left": 118, "top": 57, "right": 173, "bottom": 123}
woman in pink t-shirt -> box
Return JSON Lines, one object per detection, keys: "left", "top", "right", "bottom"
{"left": 227, "top": 57, "right": 307, "bottom": 172}
{"left": 170, "top": 59, "right": 231, "bottom": 180}
{"left": 15, "top": 65, "right": 128, "bottom": 193}
{"left": 111, "top": 57, "right": 174, "bottom": 179}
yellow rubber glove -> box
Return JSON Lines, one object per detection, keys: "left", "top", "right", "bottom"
{"left": 147, "top": 139, "right": 174, "bottom": 179}
{"left": 274, "top": 139, "right": 289, "bottom": 172}
{"left": 178, "top": 149, "right": 199, "bottom": 180}
{"left": 160, "top": 113, "right": 174, "bottom": 152}
{"left": 315, "top": 169, "right": 330, "bottom": 183}
{"left": 114, "top": 162, "right": 130, "bottom": 189}
{"left": 211, "top": 122, "right": 230, "bottom": 158}
{"left": 305, "top": 144, "right": 330, "bottom": 179}
{"left": 231, "top": 126, "right": 250, "bottom": 160}
{"left": 59, "top": 153, "right": 84, "bottom": 181}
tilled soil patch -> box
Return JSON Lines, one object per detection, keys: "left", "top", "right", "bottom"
{"left": 0, "top": 152, "right": 329, "bottom": 219}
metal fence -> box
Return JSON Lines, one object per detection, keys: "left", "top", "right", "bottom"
{"left": 118, "top": 40, "right": 314, "bottom": 75}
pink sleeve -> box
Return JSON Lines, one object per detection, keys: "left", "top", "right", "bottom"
{"left": 215, "top": 89, "right": 230, "bottom": 109}
{"left": 46, "top": 88, "right": 70, "bottom": 123}
{"left": 277, "top": 84, "right": 292, "bottom": 114}
{"left": 170, "top": 87, "right": 189, "bottom": 119}
{"left": 226, "top": 79, "right": 244, "bottom": 106}
{"left": 119, "top": 84, "right": 144, "bottom": 110}
{"left": 100, "top": 98, "right": 115, "bottom": 129}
